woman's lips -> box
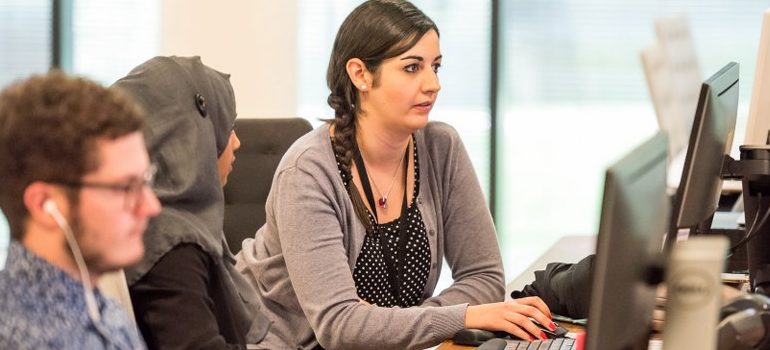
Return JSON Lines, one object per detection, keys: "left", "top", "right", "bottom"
{"left": 413, "top": 101, "right": 433, "bottom": 113}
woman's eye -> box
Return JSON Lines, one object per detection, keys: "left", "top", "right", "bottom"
{"left": 405, "top": 64, "right": 419, "bottom": 73}
{"left": 432, "top": 63, "right": 442, "bottom": 73}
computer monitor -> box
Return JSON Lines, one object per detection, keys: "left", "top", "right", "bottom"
{"left": 641, "top": 16, "right": 702, "bottom": 162}
{"left": 744, "top": 8, "right": 770, "bottom": 147}
{"left": 586, "top": 132, "right": 669, "bottom": 350}
{"left": 665, "top": 62, "right": 740, "bottom": 249}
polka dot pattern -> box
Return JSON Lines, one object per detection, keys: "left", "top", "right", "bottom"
{"left": 333, "top": 137, "right": 431, "bottom": 307}
{"left": 352, "top": 200, "right": 430, "bottom": 307}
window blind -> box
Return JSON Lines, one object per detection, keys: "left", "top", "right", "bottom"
{"left": 0, "top": 0, "right": 51, "bottom": 88}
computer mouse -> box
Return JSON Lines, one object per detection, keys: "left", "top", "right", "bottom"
{"left": 492, "top": 322, "right": 569, "bottom": 340}
{"left": 543, "top": 322, "right": 569, "bottom": 338}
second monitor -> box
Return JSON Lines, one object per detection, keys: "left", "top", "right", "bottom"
{"left": 665, "top": 62, "right": 740, "bottom": 250}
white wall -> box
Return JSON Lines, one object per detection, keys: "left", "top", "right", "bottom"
{"left": 160, "top": 0, "right": 298, "bottom": 119}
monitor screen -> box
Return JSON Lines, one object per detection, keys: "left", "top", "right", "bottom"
{"left": 586, "top": 132, "right": 669, "bottom": 350}
{"left": 744, "top": 8, "right": 770, "bottom": 147}
{"left": 641, "top": 16, "right": 702, "bottom": 161}
{"left": 666, "top": 62, "right": 739, "bottom": 248}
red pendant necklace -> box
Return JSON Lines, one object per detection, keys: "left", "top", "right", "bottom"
{"left": 364, "top": 150, "right": 406, "bottom": 210}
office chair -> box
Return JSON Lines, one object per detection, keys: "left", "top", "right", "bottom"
{"left": 223, "top": 117, "right": 313, "bottom": 253}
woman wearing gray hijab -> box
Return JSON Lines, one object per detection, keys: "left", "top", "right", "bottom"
{"left": 113, "top": 56, "right": 270, "bottom": 349}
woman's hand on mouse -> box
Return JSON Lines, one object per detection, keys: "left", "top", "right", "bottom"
{"left": 465, "top": 297, "right": 555, "bottom": 341}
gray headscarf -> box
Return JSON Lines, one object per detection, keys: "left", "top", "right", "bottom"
{"left": 112, "top": 56, "right": 236, "bottom": 285}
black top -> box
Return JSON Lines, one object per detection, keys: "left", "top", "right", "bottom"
{"left": 334, "top": 139, "right": 431, "bottom": 307}
{"left": 130, "top": 244, "right": 253, "bottom": 350}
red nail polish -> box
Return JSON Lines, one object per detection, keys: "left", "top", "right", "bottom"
{"left": 549, "top": 321, "right": 557, "bottom": 331}
{"left": 541, "top": 331, "right": 548, "bottom": 340}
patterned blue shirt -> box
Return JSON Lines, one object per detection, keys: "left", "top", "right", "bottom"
{"left": 0, "top": 241, "right": 146, "bottom": 349}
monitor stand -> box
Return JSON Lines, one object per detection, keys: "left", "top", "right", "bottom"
{"left": 723, "top": 145, "right": 770, "bottom": 294}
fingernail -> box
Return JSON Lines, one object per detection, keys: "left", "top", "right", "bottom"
{"left": 540, "top": 331, "right": 547, "bottom": 340}
{"left": 529, "top": 335, "right": 536, "bottom": 341}
{"left": 549, "top": 321, "right": 557, "bottom": 331}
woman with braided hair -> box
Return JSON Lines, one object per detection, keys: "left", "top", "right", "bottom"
{"left": 236, "top": 1, "right": 554, "bottom": 349}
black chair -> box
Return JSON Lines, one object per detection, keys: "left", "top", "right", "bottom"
{"left": 223, "top": 117, "right": 313, "bottom": 252}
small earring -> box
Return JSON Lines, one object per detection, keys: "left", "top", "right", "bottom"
{"left": 360, "top": 84, "right": 367, "bottom": 90}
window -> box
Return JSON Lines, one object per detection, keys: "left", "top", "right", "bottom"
{"left": 0, "top": 0, "right": 52, "bottom": 270}
{"left": 1, "top": 1, "right": 160, "bottom": 88}
{"left": 65, "top": 0, "right": 160, "bottom": 85}
{"left": 497, "top": 0, "right": 769, "bottom": 279}
{"left": 0, "top": 0, "right": 51, "bottom": 88}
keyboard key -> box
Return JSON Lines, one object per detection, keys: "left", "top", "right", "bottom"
{"left": 504, "top": 338, "right": 576, "bottom": 350}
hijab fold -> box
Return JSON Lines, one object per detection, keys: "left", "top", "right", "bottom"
{"left": 113, "top": 56, "right": 236, "bottom": 285}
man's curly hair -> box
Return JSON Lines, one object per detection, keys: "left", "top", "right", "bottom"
{"left": 0, "top": 70, "right": 145, "bottom": 239}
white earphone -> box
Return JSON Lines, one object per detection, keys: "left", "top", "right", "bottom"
{"left": 43, "top": 199, "right": 58, "bottom": 216}
{"left": 43, "top": 198, "right": 102, "bottom": 324}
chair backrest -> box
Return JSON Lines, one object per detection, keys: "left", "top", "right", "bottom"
{"left": 223, "top": 117, "right": 313, "bottom": 252}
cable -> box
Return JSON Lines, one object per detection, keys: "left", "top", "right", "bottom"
{"left": 729, "top": 193, "right": 770, "bottom": 256}
{"left": 44, "top": 200, "right": 101, "bottom": 323}
{"left": 42, "top": 199, "right": 124, "bottom": 347}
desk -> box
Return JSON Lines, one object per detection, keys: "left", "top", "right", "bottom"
{"left": 437, "top": 235, "right": 596, "bottom": 350}
{"left": 437, "top": 235, "right": 694, "bottom": 350}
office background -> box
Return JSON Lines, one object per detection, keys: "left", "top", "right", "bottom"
{"left": 1, "top": 0, "right": 768, "bottom": 286}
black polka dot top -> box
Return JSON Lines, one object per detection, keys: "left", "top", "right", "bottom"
{"left": 333, "top": 137, "right": 432, "bottom": 308}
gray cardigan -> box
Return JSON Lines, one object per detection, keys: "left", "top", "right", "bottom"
{"left": 235, "top": 121, "right": 504, "bottom": 350}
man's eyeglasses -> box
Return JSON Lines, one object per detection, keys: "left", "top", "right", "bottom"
{"left": 50, "top": 165, "right": 157, "bottom": 211}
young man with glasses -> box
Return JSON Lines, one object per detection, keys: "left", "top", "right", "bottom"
{"left": 0, "top": 71, "right": 161, "bottom": 349}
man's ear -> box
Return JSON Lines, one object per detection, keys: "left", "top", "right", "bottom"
{"left": 346, "top": 58, "right": 372, "bottom": 92}
{"left": 23, "top": 182, "right": 65, "bottom": 230}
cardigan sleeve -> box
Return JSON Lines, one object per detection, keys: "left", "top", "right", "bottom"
{"left": 270, "top": 164, "right": 467, "bottom": 350}
{"left": 419, "top": 122, "right": 506, "bottom": 308}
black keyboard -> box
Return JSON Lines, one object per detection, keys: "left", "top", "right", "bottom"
{"left": 479, "top": 337, "right": 576, "bottom": 350}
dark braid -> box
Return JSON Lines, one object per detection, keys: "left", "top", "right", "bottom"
{"left": 327, "top": 91, "right": 373, "bottom": 231}
{"left": 325, "top": 0, "right": 438, "bottom": 228}
{"left": 327, "top": 92, "right": 357, "bottom": 180}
